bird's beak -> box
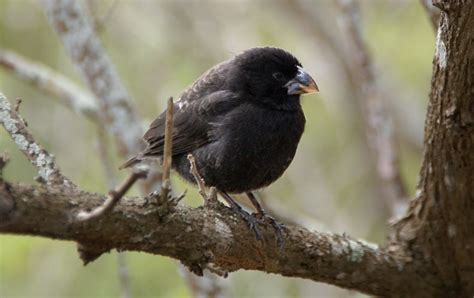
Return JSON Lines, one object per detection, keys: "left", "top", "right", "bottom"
{"left": 285, "top": 66, "right": 319, "bottom": 95}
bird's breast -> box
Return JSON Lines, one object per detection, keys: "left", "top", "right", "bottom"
{"left": 203, "top": 104, "right": 305, "bottom": 192}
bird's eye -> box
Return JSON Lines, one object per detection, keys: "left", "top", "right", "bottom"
{"left": 272, "top": 72, "right": 284, "bottom": 81}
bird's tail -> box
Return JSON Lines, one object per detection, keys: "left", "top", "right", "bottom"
{"left": 118, "top": 155, "right": 142, "bottom": 169}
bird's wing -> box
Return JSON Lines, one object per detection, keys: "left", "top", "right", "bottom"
{"left": 141, "top": 90, "right": 240, "bottom": 158}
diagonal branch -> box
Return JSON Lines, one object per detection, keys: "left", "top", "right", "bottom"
{"left": 40, "top": 0, "right": 163, "bottom": 196}
{"left": 0, "top": 92, "right": 74, "bottom": 187}
{"left": 337, "top": 0, "right": 408, "bottom": 219}
{"left": 0, "top": 49, "right": 99, "bottom": 122}
{"left": 40, "top": 0, "right": 143, "bottom": 156}
{"left": 76, "top": 168, "right": 148, "bottom": 222}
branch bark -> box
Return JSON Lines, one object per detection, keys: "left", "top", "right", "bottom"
{"left": 393, "top": 2, "right": 474, "bottom": 296}
{"left": 0, "top": 182, "right": 441, "bottom": 297}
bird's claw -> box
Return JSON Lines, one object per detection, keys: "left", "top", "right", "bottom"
{"left": 253, "top": 212, "right": 286, "bottom": 251}
{"left": 230, "top": 206, "right": 263, "bottom": 242}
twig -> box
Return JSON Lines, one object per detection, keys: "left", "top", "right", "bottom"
{"left": 0, "top": 49, "right": 99, "bottom": 122}
{"left": 0, "top": 152, "right": 10, "bottom": 177}
{"left": 117, "top": 252, "right": 132, "bottom": 298}
{"left": 0, "top": 93, "right": 74, "bottom": 187}
{"left": 187, "top": 154, "right": 207, "bottom": 200}
{"left": 13, "top": 98, "right": 21, "bottom": 113}
{"left": 186, "top": 154, "right": 218, "bottom": 207}
{"left": 76, "top": 167, "right": 148, "bottom": 222}
{"left": 160, "top": 97, "right": 174, "bottom": 205}
{"left": 179, "top": 265, "right": 228, "bottom": 298}
{"left": 420, "top": 0, "right": 440, "bottom": 32}
{"left": 13, "top": 98, "right": 27, "bottom": 127}
{"left": 337, "top": 0, "right": 408, "bottom": 219}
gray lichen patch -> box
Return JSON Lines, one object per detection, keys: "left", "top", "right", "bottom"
{"left": 346, "top": 239, "right": 365, "bottom": 263}
{"left": 1, "top": 93, "right": 64, "bottom": 185}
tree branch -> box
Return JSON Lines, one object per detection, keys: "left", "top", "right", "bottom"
{"left": 40, "top": 0, "right": 143, "bottom": 156}
{"left": 0, "top": 93, "right": 74, "bottom": 187}
{"left": 337, "top": 0, "right": 408, "bottom": 219}
{"left": 0, "top": 49, "right": 99, "bottom": 122}
{"left": 393, "top": 4, "right": 474, "bottom": 295}
{"left": 0, "top": 181, "right": 443, "bottom": 297}
{"left": 159, "top": 97, "right": 174, "bottom": 205}
{"left": 40, "top": 0, "right": 162, "bottom": 197}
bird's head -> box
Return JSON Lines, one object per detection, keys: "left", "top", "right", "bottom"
{"left": 231, "top": 47, "right": 318, "bottom": 107}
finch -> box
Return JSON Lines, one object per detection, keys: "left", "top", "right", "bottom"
{"left": 122, "top": 47, "right": 318, "bottom": 247}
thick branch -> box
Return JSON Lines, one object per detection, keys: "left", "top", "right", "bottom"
{"left": 394, "top": 3, "right": 474, "bottom": 296}
{"left": 0, "top": 93, "right": 73, "bottom": 187}
{"left": 0, "top": 182, "right": 443, "bottom": 297}
{"left": 0, "top": 49, "right": 99, "bottom": 122}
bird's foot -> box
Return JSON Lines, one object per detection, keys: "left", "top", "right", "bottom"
{"left": 253, "top": 212, "right": 286, "bottom": 251}
{"left": 229, "top": 205, "right": 263, "bottom": 242}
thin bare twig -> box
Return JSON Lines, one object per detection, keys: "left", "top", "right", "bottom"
{"left": 186, "top": 154, "right": 218, "bottom": 207}
{"left": 160, "top": 97, "right": 174, "bottom": 204}
{"left": 77, "top": 167, "right": 148, "bottom": 222}
{"left": 337, "top": 0, "right": 408, "bottom": 219}
{"left": 0, "top": 49, "right": 99, "bottom": 122}
{"left": 0, "top": 93, "right": 74, "bottom": 187}
{"left": 13, "top": 98, "right": 21, "bottom": 113}
{"left": 187, "top": 154, "right": 207, "bottom": 200}
{"left": 0, "top": 152, "right": 10, "bottom": 176}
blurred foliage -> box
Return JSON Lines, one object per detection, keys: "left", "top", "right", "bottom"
{"left": 1, "top": 0, "right": 434, "bottom": 297}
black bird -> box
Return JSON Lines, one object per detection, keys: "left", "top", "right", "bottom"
{"left": 121, "top": 47, "right": 318, "bottom": 246}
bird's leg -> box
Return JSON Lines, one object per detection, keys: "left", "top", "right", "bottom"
{"left": 219, "top": 191, "right": 262, "bottom": 241}
{"left": 246, "top": 192, "right": 285, "bottom": 250}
